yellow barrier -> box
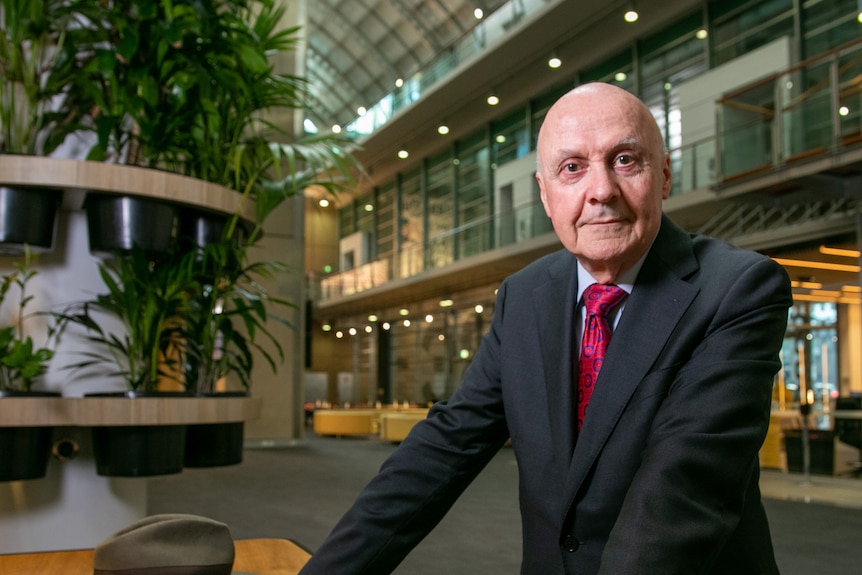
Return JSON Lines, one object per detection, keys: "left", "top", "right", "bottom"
{"left": 312, "top": 409, "right": 376, "bottom": 436}
{"left": 379, "top": 410, "right": 429, "bottom": 442}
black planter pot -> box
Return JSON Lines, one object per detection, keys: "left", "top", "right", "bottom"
{"left": 85, "top": 194, "right": 181, "bottom": 256}
{"left": 0, "top": 186, "right": 61, "bottom": 254}
{"left": 184, "top": 421, "right": 245, "bottom": 468}
{"left": 92, "top": 424, "right": 187, "bottom": 477}
{"left": 178, "top": 209, "right": 243, "bottom": 249}
{"left": 87, "top": 391, "right": 190, "bottom": 477}
{"left": 0, "top": 390, "right": 60, "bottom": 482}
{"left": 177, "top": 208, "right": 250, "bottom": 275}
{"left": 184, "top": 392, "right": 247, "bottom": 468}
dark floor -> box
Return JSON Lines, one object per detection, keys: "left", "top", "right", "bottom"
{"left": 148, "top": 434, "right": 862, "bottom": 574}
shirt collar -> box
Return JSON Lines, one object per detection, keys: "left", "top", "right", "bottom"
{"left": 576, "top": 250, "right": 648, "bottom": 304}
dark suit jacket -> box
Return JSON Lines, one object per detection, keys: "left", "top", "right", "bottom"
{"left": 299, "top": 215, "right": 792, "bottom": 575}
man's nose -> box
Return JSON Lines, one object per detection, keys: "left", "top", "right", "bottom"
{"left": 585, "top": 163, "right": 618, "bottom": 202}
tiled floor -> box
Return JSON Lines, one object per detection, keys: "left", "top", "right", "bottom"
{"left": 760, "top": 468, "right": 862, "bottom": 509}
{"left": 148, "top": 434, "right": 862, "bottom": 575}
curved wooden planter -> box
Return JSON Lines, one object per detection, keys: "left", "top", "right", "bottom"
{"left": 0, "top": 155, "right": 256, "bottom": 255}
{"left": 0, "top": 156, "right": 263, "bottom": 477}
{"left": 0, "top": 394, "right": 262, "bottom": 479}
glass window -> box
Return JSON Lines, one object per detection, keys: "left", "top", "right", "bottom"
{"left": 376, "top": 182, "right": 396, "bottom": 260}
{"left": 398, "top": 168, "right": 424, "bottom": 278}
{"left": 491, "top": 109, "right": 529, "bottom": 167}
{"left": 426, "top": 151, "right": 455, "bottom": 270}
{"left": 355, "top": 193, "right": 375, "bottom": 235}
{"left": 712, "top": 0, "right": 794, "bottom": 66}
{"left": 783, "top": 301, "right": 839, "bottom": 407}
{"left": 530, "top": 82, "right": 571, "bottom": 150}
{"left": 802, "top": 0, "right": 859, "bottom": 58}
{"left": 455, "top": 131, "right": 491, "bottom": 259}
{"left": 639, "top": 14, "right": 709, "bottom": 196}
{"left": 580, "top": 49, "right": 635, "bottom": 93}
{"left": 338, "top": 204, "right": 355, "bottom": 239}
{"left": 640, "top": 13, "right": 708, "bottom": 150}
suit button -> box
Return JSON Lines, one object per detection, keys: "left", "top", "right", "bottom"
{"left": 562, "top": 535, "right": 580, "bottom": 552}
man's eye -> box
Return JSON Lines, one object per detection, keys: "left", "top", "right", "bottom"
{"left": 563, "top": 162, "right": 579, "bottom": 172}
{"left": 616, "top": 154, "right": 635, "bottom": 166}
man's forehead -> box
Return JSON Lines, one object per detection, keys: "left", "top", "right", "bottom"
{"left": 545, "top": 129, "right": 647, "bottom": 156}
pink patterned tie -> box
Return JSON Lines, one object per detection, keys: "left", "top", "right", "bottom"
{"left": 578, "top": 283, "right": 626, "bottom": 430}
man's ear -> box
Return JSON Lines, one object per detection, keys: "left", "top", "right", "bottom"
{"left": 661, "top": 154, "right": 672, "bottom": 199}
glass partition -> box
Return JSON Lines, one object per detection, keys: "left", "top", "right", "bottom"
{"left": 717, "top": 79, "right": 775, "bottom": 180}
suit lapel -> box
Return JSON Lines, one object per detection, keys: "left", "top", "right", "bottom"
{"left": 565, "top": 216, "right": 700, "bottom": 498}
{"left": 534, "top": 251, "right": 579, "bottom": 460}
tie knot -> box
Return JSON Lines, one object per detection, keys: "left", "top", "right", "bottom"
{"left": 583, "top": 283, "right": 626, "bottom": 317}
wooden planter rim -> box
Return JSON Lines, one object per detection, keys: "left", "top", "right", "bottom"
{"left": 0, "top": 155, "right": 256, "bottom": 221}
{"left": 0, "top": 396, "right": 262, "bottom": 427}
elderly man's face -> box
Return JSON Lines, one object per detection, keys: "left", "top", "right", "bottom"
{"left": 536, "top": 84, "right": 671, "bottom": 282}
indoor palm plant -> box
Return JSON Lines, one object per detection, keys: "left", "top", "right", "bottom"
{"left": 56, "top": 246, "right": 196, "bottom": 393}
{"left": 53, "top": 247, "right": 199, "bottom": 476}
{"left": 67, "top": 0, "right": 357, "bottom": 248}
{"left": 0, "top": 256, "right": 58, "bottom": 481}
{"left": 58, "top": 0, "right": 357, "bottom": 391}
{"left": 177, "top": 235, "right": 294, "bottom": 467}
{"left": 0, "top": 261, "right": 54, "bottom": 391}
{"left": 181, "top": 238, "right": 293, "bottom": 396}
{"left": 38, "top": 0, "right": 358, "bottom": 473}
{"left": 0, "top": 0, "right": 93, "bottom": 252}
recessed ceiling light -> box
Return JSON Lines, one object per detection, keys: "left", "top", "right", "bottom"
{"left": 487, "top": 95, "right": 499, "bottom": 106}
{"left": 438, "top": 124, "right": 450, "bottom": 135}
{"left": 548, "top": 56, "right": 562, "bottom": 69}
{"left": 397, "top": 149, "right": 409, "bottom": 159}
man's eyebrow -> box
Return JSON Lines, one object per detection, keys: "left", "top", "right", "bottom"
{"left": 613, "top": 137, "right": 642, "bottom": 148}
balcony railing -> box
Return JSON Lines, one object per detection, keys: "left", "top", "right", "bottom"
{"left": 318, "top": 197, "right": 552, "bottom": 301}
{"left": 717, "top": 39, "right": 862, "bottom": 182}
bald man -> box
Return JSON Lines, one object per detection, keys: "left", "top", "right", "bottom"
{"left": 299, "top": 83, "right": 791, "bottom": 575}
